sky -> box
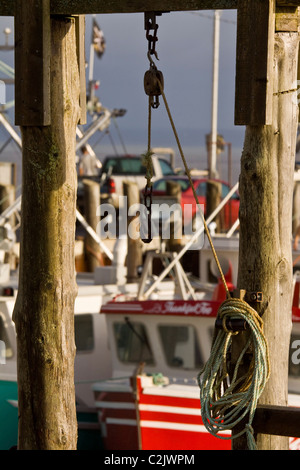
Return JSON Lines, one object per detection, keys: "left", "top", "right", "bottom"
{"left": 0, "top": 10, "right": 245, "bottom": 179}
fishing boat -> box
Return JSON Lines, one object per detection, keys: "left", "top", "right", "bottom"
{"left": 92, "top": 284, "right": 300, "bottom": 451}
{"left": 0, "top": 214, "right": 200, "bottom": 450}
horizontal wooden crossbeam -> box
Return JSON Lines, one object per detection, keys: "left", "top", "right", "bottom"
{"left": 231, "top": 404, "right": 300, "bottom": 449}
{"left": 254, "top": 405, "right": 300, "bottom": 438}
{"left": 1, "top": 0, "right": 299, "bottom": 17}
{"left": 1, "top": 0, "right": 237, "bottom": 17}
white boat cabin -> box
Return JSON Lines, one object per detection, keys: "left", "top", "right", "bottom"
{"left": 101, "top": 298, "right": 300, "bottom": 395}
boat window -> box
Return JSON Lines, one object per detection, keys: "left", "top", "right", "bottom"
{"left": 158, "top": 325, "right": 203, "bottom": 370}
{"left": 289, "top": 334, "right": 300, "bottom": 378}
{"left": 74, "top": 314, "right": 94, "bottom": 352}
{"left": 0, "top": 314, "right": 13, "bottom": 360}
{"left": 113, "top": 321, "right": 155, "bottom": 365}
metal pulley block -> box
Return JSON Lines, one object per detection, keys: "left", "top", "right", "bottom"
{"left": 144, "top": 68, "right": 164, "bottom": 109}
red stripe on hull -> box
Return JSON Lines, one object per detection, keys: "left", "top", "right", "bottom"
{"left": 141, "top": 427, "right": 231, "bottom": 450}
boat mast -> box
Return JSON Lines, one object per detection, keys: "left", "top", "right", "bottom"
{"left": 209, "top": 10, "right": 221, "bottom": 179}
{"left": 89, "top": 15, "right": 96, "bottom": 85}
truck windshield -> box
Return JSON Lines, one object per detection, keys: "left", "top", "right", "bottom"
{"left": 158, "top": 158, "right": 174, "bottom": 176}
{"left": 101, "top": 156, "right": 174, "bottom": 176}
{"left": 102, "top": 157, "right": 147, "bottom": 175}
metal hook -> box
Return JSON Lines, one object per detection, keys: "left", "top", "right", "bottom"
{"left": 147, "top": 50, "right": 159, "bottom": 68}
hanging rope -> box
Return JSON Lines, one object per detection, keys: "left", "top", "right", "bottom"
{"left": 141, "top": 96, "right": 154, "bottom": 189}
{"left": 155, "top": 76, "right": 230, "bottom": 297}
{"left": 146, "top": 53, "right": 270, "bottom": 449}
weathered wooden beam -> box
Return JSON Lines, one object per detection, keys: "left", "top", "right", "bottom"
{"left": 232, "top": 405, "right": 300, "bottom": 449}
{"left": 15, "top": 0, "right": 51, "bottom": 126}
{"left": 13, "top": 14, "right": 81, "bottom": 449}
{"left": 253, "top": 405, "right": 300, "bottom": 438}
{"left": 235, "top": 0, "right": 275, "bottom": 126}
{"left": 275, "top": 6, "right": 299, "bottom": 31}
{"left": 1, "top": 0, "right": 238, "bottom": 17}
{"left": 3, "top": 0, "right": 300, "bottom": 16}
{"left": 235, "top": 28, "right": 299, "bottom": 450}
{"left": 277, "top": 0, "right": 300, "bottom": 5}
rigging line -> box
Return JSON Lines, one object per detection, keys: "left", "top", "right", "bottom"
{"left": 0, "top": 60, "right": 15, "bottom": 78}
{"left": 112, "top": 116, "right": 128, "bottom": 155}
{"left": 156, "top": 77, "right": 230, "bottom": 298}
{"left": 107, "top": 130, "right": 119, "bottom": 156}
{"left": 188, "top": 11, "right": 237, "bottom": 26}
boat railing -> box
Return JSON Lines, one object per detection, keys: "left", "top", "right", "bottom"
{"left": 0, "top": 193, "right": 114, "bottom": 262}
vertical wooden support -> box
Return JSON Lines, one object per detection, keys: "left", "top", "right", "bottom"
{"left": 83, "top": 179, "right": 101, "bottom": 271}
{"left": 235, "top": 20, "right": 299, "bottom": 449}
{"left": 235, "top": 0, "right": 275, "bottom": 126}
{"left": 166, "top": 180, "right": 182, "bottom": 251}
{"left": 13, "top": 16, "right": 80, "bottom": 449}
{"left": 15, "top": 0, "right": 51, "bottom": 126}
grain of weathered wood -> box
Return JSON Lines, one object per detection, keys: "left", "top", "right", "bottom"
{"left": 15, "top": 0, "right": 51, "bottom": 126}
{"left": 235, "top": 0, "right": 275, "bottom": 126}
{"left": 0, "top": 0, "right": 238, "bottom": 17}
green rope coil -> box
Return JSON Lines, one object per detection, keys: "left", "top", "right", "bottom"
{"left": 197, "top": 297, "right": 270, "bottom": 450}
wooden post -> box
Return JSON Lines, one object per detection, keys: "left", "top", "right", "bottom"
{"left": 83, "top": 179, "right": 102, "bottom": 271}
{"left": 12, "top": 15, "right": 81, "bottom": 450}
{"left": 206, "top": 180, "right": 222, "bottom": 232}
{"left": 166, "top": 180, "right": 182, "bottom": 251}
{"left": 235, "top": 14, "right": 299, "bottom": 449}
{"left": 124, "top": 181, "right": 143, "bottom": 282}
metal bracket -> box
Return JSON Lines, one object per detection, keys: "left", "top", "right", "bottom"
{"left": 215, "top": 289, "right": 264, "bottom": 333}
{"left": 232, "top": 289, "right": 263, "bottom": 303}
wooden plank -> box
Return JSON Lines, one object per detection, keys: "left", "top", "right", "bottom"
{"left": 3, "top": 0, "right": 300, "bottom": 16}
{"left": 15, "top": 0, "right": 51, "bottom": 126}
{"left": 275, "top": 6, "right": 299, "bottom": 31}
{"left": 232, "top": 405, "right": 300, "bottom": 449}
{"left": 235, "top": 0, "right": 275, "bottom": 126}
{"left": 75, "top": 15, "right": 87, "bottom": 125}
{"left": 0, "top": 0, "right": 238, "bottom": 17}
{"left": 253, "top": 405, "right": 300, "bottom": 438}
{"left": 277, "top": 0, "right": 300, "bottom": 5}
{"left": 0, "top": 1, "right": 15, "bottom": 16}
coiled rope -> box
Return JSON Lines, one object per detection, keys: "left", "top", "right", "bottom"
{"left": 197, "top": 297, "right": 270, "bottom": 450}
{"left": 146, "top": 60, "right": 270, "bottom": 450}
